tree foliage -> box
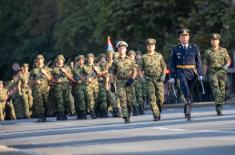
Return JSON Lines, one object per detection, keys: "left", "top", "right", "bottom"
{"left": 0, "top": 0, "right": 234, "bottom": 79}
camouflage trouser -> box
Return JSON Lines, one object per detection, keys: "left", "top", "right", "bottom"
{"left": 48, "top": 86, "right": 56, "bottom": 116}
{"left": 21, "top": 89, "right": 33, "bottom": 118}
{"left": 12, "top": 94, "right": 24, "bottom": 119}
{"left": 5, "top": 100, "right": 16, "bottom": 120}
{"left": 208, "top": 69, "right": 226, "bottom": 111}
{"left": 32, "top": 86, "right": 49, "bottom": 116}
{"left": 68, "top": 86, "right": 76, "bottom": 115}
{"left": 73, "top": 83, "right": 87, "bottom": 112}
{"left": 146, "top": 78, "right": 164, "bottom": 117}
{"left": 54, "top": 84, "right": 71, "bottom": 114}
{"left": 107, "top": 91, "right": 117, "bottom": 109}
{"left": 86, "top": 79, "right": 99, "bottom": 113}
{"left": 0, "top": 102, "right": 5, "bottom": 121}
{"left": 134, "top": 80, "right": 144, "bottom": 108}
{"left": 97, "top": 81, "right": 108, "bottom": 113}
{"left": 116, "top": 80, "right": 135, "bottom": 118}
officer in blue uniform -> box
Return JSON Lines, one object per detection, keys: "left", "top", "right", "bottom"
{"left": 169, "top": 28, "right": 203, "bottom": 121}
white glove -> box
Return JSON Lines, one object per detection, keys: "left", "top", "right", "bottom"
{"left": 168, "top": 78, "right": 175, "bottom": 84}
{"left": 198, "top": 76, "right": 203, "bottom": 81}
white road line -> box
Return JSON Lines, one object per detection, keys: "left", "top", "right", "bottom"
{"left": 154, "top": 127, "right": 235, "bottom": 134}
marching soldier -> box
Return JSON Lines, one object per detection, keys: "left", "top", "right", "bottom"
{"left": 72, "top": 55, "right": 87, "bottom": 119}
{"left": 203, "top": 33, "right": 231, "bottom": 116}
{"left": 30, "top": 55, "right": 52, "bottom": 122}
{"left": 18, "top": 63, "right": 33, "bottom": 118}
{"left": 110, "top": 41, "right": 137, "bottom": 123}
{"left": 84, "top": 53, "right": 100, "bottom": 119}
{"left": 169, "top": 29, "right": 203, "bottom": 121}
{"left": 51, "top": 55, "right": 73, "bottom": 120}
{"left": 140, "top": 39, "right": 166, "bottom": 121}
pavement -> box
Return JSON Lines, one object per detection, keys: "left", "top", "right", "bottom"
{"left": 0, "top": 102, "right": 235, "bottom": 155}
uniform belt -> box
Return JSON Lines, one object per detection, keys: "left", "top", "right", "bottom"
{"left": 176, "top": 65, "right": 195, "bottom": 69}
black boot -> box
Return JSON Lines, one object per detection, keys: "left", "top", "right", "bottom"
{"left": 112, "top": 108, "right": 118, "bottom": 117}
{"left": 153, "top": 115, "right": 160, "bottom": 121}
{"left": 90, "top": 111, "right": 96, "bottom": 119}
{"left": 124, "top": 117, "right": 130, "bottom": 123}
{"left": 185, "top": 104, "right": 192, "bottom": 121}
{"left": 217, "top": 111, "right": 223, "bottom": 116}
{"left": 57, "top": 113, "right": 66, "bottom": 121}
{"left": 133, "top": 107, "right": 139, "bottom": 116}
{"left": 37, "top": 114, "right": 46, "bottom": 122}
{"left": 139, "top": 105, "right": 145, "bottom": 115}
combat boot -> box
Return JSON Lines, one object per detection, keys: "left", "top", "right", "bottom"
{"left": 124, "top": 117, "right": 130, "bottom": 123}
{"left": 90, "top": 111, "right": 96, "bottom": 119}
{"left": 153, "top": 115, "right": 160, "bottom": 121}
{"left": 112, "top": 108, "right": 118, "bottom": 117}
{"left": 217, "top": 111, "right": 223, "bottom": 116}
{"left": 133, "top": 107, "right": 139, "bottom": 116}
{"left": 139, "top": 105, "right": 145, "bottom": 115}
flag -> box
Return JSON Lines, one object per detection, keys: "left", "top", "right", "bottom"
{"left": 107, "top": 36, "right": 114, "bottom": 52}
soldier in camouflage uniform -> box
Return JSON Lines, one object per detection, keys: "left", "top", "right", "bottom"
{"left": 84, "top": 53, "right": 100, "bottom": 119}
{"left": 110, "top": 41, "right": 137, "bottom": 123}
{"left": 140, "top": 38, "right": 166, "bottom": 121}
{"left": 0, "top": 81, "right": 8, "bottom": 121}
{"left": 51, "top": 55, "right": 73, "bottom": 120}
{"left": 18, "top": 63, "right": 33, "bottom": 118}
{"left": 106, "top": 50, "right": 120, "bottom": 117}
{"left": 96, "top": 54, "right": 109, "bottom": 117}
{"left": 135, "top": 51, "right": 146, "bottom": 114}
{"left": 203, "top": 33, "right": 231, "bottom": 116}
{"left": 30, "top": 55, "right": 52, "bottom": 122}
{"left": 128, "top": 50, "right": 140, "bottom": 116}
{"left": 72, "top": 55, "right": 87, "bottom": 119}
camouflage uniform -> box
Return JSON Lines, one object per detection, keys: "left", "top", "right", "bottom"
{"left": 97, "top": 54, "right": 109, "bottom": 117}
{"left": 203, "top": 34, "right": 231, "bottom": 114}
{"left": 84, "top": 53, "right": 99, "bottom": 119}
{"left": 30, "top": 55, "right": 51, "bottom": 122}
{"left": 18, "top": 64, "right": 33, "bottom": 118}
{"left": 51, "top": 55, "right": 73, "bottom": 120}
{"left": 106, "top": 51, "right": 120, "bottom": 117}
{"left": 111, "top": 41, "right": 137, "bottom": 122}
{"left": 72, "top": 55, "right": 87, "bottom": 119}
{"left": 0, "top": 81, "right": 8, "bottom": 121}
{"left": 140, "top": 38, "right": 166, "bottom": 120}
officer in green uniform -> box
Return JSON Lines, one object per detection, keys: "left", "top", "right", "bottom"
{"left": 140, "top": 38, "right": 167, "bottom": 121}
{"left": 51, "top": 55, "right": 73, "bottom": 120}
{"left": 30, "top": 55, "right": 52, "bottom": 122}
{"left": 203, "top": 33, "right": 231, "bottom": 116}
{"left": 110, "top": 41, "right": 137, "bottom": 123}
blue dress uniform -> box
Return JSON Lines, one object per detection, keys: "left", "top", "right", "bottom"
{"left": 170, "top": 43, "right": 203, "bottom": 120}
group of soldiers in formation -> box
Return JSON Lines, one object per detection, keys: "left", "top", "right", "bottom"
{"left": 0, "top": 28, "right": 231, "bottom": 123}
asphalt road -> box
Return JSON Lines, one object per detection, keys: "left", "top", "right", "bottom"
{"left": 0, "top": 104, "right": 235, "bottom": 155}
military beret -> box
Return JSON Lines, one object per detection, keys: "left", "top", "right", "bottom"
{"left": 56, "top": 54, "right": 65, "bottom": 61}
{"left": 211, "top": 33, "right": 221, "bottom": 40}
{"left": 145, "top": 38, "right": 156, "bottom": 45}
{"left": 99, "top": 53, "right": 106, "bottom": 58}
{"left": 178, "top": 28, "right": 190, "bottom": 35}
{"left": 87, "top": 53, "right": 95, "bottom": 58}
{"left": 22, "top": 63, "right": 29, "bottom": 68}
{"left": 128, "top": 50, "right": 136, "bottom": 56}
{"left": 74, "top": 55, "right": 85, "bottom": 61}
{"left": 36, "top": 55, "right": 45, "bottom": 61}
{"left": 116, "top": 41, "right": 128, "bottom": 48}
